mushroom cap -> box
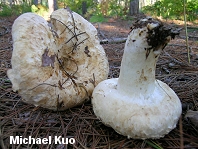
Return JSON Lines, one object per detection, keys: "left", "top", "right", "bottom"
{"left": 7, "top": 9, "right": 109, "bottom": 111}
{"left": 92, "top": 18, "right": 182, "bottom": 139}
{"left": 92, "top": 78, "right": 182, "bottom": 139}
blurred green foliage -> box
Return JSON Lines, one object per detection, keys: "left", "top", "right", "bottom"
{"left": 0, "top": 4, "right": 12, "bottom": 16}
{"left": 31, "top": 4, "right": 48, "bottom": 16}
{"left": 0, "top": 2, "right": 31, "bottom": 16}
{"left": 1, "top": 0, "right": 198, "bottom": 22}
{"left": 58, "top": 0, "right": 97, "bottom": 15}
{"left": 89, "top": 13, "right": 108, "bottom": 23}
{"left": 58, "top": 0, "right": 129, "bottom": 22}
{"left": 58, "top": 0, "right": 106, "bottom": 22}
{"left": 0, "top": 0, "right": 129, "bottom": 22}
{"left": 108, "top": 0, "right": 126, "bottom": 18}
{"left": 142, "top": 0, "right": 198, "bottom": 21}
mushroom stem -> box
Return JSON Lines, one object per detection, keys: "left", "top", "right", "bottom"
{"left": 117, "top": 28, "right": 157, "bottom": 96}
{"left": 92, "top": 18, "right": 182, "bottom": 139}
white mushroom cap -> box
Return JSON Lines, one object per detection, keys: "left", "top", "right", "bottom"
{"left": 92, "top": 78, "right": 181, "bottom": 139}
{"left": 92, "top": 18, "right": 182, "bottom": 139}
{"left": 7, "top": 9, "right": 109, "bottom": 111}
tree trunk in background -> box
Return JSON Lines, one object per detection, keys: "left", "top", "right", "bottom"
{"left": 33, "top": 0, "right": 42, "bottom": 5}
{"left": 54, "top": 0, "right": 58, "bottom": 10}
{"left": 82, "top": 1, "right": 87, "bottom": 16}
{"left": 48, "top": 0, "right": 54, "bottom": 15}
{"left": 33, "top": 0, "right": 39, "bottom": 5}
{"left": 129, "top": 0, "right": 139, "bottom": 15}
{"left": 9, "top": 0, "right": 12, "bottom": 6}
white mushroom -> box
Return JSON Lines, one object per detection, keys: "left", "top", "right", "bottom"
{"left": 7, "top": 8, "right": 109, "bottom": 111}
{"left": 92, "top": 18, "right": 182, "bottom": 139}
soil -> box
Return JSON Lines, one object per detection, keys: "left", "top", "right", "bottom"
{"left": 0, "top": 15, "right": 198, "bottom": 149}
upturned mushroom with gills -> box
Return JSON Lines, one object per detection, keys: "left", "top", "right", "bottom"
{"left": 7, "top": 8, "right": 109, "bottom": 111}
{"left": 92, "top": 18, "right": 182, "bottom": 139}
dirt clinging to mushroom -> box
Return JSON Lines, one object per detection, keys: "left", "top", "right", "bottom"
{"left": 130, "top": 18, "right": 180, "bottom": 59}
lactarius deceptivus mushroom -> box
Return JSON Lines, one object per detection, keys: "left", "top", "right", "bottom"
{"left": 7, "top": 8, "right": 108, "bottom": 111}
{"left": 92, "top": 18, "right": 182, "bottom": 139}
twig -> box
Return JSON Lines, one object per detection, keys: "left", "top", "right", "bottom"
{"left": 97, "top": 23, "right": 108, "bottom": 40}
{"left": 100, "top": 37, "right": 127, "bottom": 44}
{"left": 65, "top": 7, "right": 78, "bottom": 41}
{"left": 50, "top": 17, "right": 76, "bottom": 39}
{"left": 65, "top": 32, "right": 86, "bottom": 44}
{"left": 167, "top": 44, "right": 198, "bottom": 49}
{"left": 187, "top": 26, "right": 198, "bottom": 30}
{"left": 180, "top": 35, "right": 198, "bottom": 39}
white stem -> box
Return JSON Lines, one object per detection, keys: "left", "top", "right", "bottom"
{"left": 117, "top": 27, "right": 161, "bottom": 96}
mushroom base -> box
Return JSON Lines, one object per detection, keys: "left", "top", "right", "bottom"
{"left": 92, "top": 78, "right": 182, "bottom": 139}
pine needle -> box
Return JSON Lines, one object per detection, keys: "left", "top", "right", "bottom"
{"left": 145, "top": 140, "right": 163, "bottom": 149}
{"left": 183, "top": 0, "right": 191, "bottom": 63}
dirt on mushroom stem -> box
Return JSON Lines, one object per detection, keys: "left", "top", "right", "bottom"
{"left": 92, "top": 18, "right": 183, "bottom": 139}
{"left": 130, "top": 18, "right": 180, "bottom": 59}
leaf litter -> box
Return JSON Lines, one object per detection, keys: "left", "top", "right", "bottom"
{"left": 0, "top": 15, "right": 198, "bottom": 148}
